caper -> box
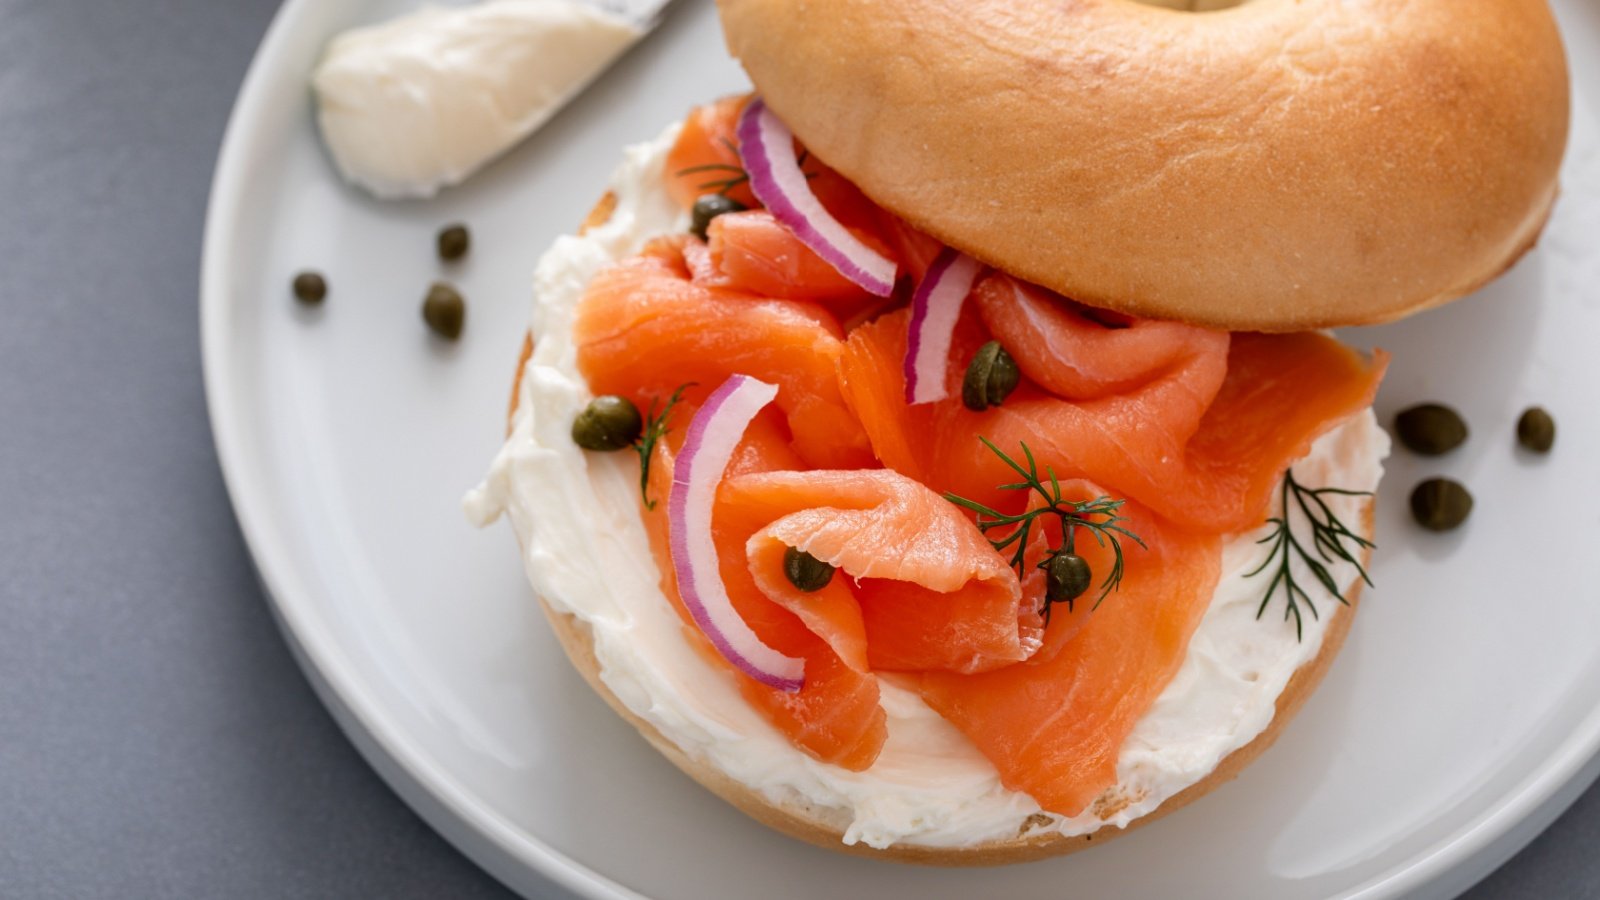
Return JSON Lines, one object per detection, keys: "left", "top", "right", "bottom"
{"left": 783, "top": 546, "right": 835, "bottom": 592}
{"left": 1045, "top": 552, "right": 1092, "bottom": 605}
{"left": 422, "top": 283, "right": 466, "bottom": 340}
{"left": 571, "top": 395, "right": 643, "bottom": 451}
{"left": 1409, "top": 478, "right": 1473, "bottom": 532}
{"left": 690, "top": 193, "right": 747, "bottom": 240}
{"left": 1393, "top": 403, "right": 1468, "bottom": 456}
{"left": 962, "top": 341, "right": 1022, "bottom": 411}
{"left": 1517, "top": 406, "right": 1555, "bottom": 453}
{"left": 292, "top": 271, "right": 326, "bottom": 305}
{"left": 437, "top": 223, "right": 471, "bottom": 261}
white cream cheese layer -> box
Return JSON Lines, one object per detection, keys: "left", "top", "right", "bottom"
{"left": 466, "top": 126, "right": 1390, "bottom": 850}
{"left": 312, "top": 0, "right": 640, "bottom": 199}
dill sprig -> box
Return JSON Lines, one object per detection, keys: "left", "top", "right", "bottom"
{"left": 673, "top": 140, "right": 813, "bottom": 196}
{"left": 635, "top": 383, "right": 691, "bottom": 510}
{"left": 1246, "top": 468, "right": 1374, "bottom": 641}
{"left": 944, "top": 439, "right": 1146, "bottom": 622}
{"left": 675, "top": 161, "right": 750, "bottom": 196}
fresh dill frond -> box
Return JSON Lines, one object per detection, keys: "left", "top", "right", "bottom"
{"left": 673, "top": 142, "right": 816, "bottom": 197}
{"left": 945, "top": 438, "right": 1146, "bottom": 623}
{"left": 675, "top": 161, "right": 751, "bottom": 196}
{"left": 1245, "top": 468, "right": 1374, "bottom": 641}
{"left": 635, "top": 383, "right": 692, "bottom": 511}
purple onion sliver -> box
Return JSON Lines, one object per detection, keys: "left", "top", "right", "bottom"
{"left": 667, "top": 374, "right": 804, "bottom": 692}
{"left": 736, "top": 98, "right": 897, "bottom": 298}
{"left": 904, "top": 249, "right": 984, "bottom": 405}
{"left": 903, "top": 248, "right": 959, "bottom": 403}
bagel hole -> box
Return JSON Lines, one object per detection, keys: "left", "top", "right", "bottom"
{"left": 1130, "top": 0, "right": 1251, "bottom": 10}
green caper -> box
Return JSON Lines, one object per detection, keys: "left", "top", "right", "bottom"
{"left": 571, "top": 396, "right": 643, "bottom": 451}
{"left": 1392, "top": 403, "right": 1468, "bottom": 456}
{"left": 783, "top": 546, "right": 835, "bottom": 593}
{"left": 690, "top": 193, "right": 747, "bottom": 240}
{"left": 1045, "top": 552, "right": 1092, "bottom": 605}
{"left": 1516, "top": 406, "right": 1555, "bottom": 453}
{"left": 1409, "top": 478, "right": 1473, "bottom": 532}
{"left": 422, "top": 282, "right": 466, "bottom": 340}
{"left": 292, "top": 271, "right": 326, "bottom": 305}
{"left": 437, "top": 223, "right": 471, "bottom": 261}
{"left": 962, "top": 341, "right": 1022, "bottom": 411}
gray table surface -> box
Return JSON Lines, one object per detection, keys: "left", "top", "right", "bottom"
{"left": 0, "top": 1, "right": 1594, "bottom": 897}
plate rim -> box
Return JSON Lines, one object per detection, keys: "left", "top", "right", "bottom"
{"left": 198, "top": 1, "right": 638, "bottom": 897}
{"left": 198, "top": 1, "right": 1600, "bottom": 897}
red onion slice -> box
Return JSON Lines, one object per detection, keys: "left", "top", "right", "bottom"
{"left": 669, "top": 375, "right": 805, "bottom": 691}
{"left": 736, "top": 98, "right": 897, "bottom": 298}
{"left": 903, "top": 248, "right": 983, "bottom": 404}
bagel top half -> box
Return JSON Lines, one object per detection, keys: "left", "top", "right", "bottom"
{"left": 717, "top": 0, "right": 1570, "bottom": 331}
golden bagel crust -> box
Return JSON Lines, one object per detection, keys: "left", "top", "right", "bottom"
{"left": 716, "top": 0, "right": 1570, "bottom": 331}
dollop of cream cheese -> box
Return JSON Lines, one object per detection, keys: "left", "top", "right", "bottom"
{"left": 312, "top": 0, "right": 641, "bottom": 199}
{"left": 465, "top": 125, "right": 1390, "bottom": 850}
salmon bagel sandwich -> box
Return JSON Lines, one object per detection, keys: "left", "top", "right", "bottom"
{"left": 467, "top": 0, "right": 1569, "bottom": 865}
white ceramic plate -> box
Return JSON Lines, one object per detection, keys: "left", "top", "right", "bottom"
{"left": 202, "top": 1, "right": 1600, "bottom": 897}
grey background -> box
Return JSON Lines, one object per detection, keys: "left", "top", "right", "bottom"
{"left": 0, "top": 0, "right": 1593, "bottom": 897}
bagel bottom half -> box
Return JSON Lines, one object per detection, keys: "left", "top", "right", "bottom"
{"left": 534, "top": 556, "right": 1366, "bottom": 866}
{"left": 498, "top": 195, "right": 1374, "bottom": 866}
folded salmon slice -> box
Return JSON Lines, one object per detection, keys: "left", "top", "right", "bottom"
{"left": 696, "top": 210, "right": 893, "bottom": 324}
{"left": 837, "top": 280, "right": 1387, "bottom": 533}
{"left": 917, "top": 501, "right": 1222, "bottom": 816}
{"left": 978, "top": 274, "right": 1229, "bottom": 404}
{"left": 636, "top": 406, "right": 1046, "bottom": 768}
{"left": 706, "top": 211, "right": 866, "bottom": 301}
{"left": 639, "top": 407, "right": 887, "bottom": 771}
{"left": 722, "top": 469, "right": 1043, "bottom": 675}
{"left": 663, "top": 92, "right": 928, "bottom": 301}
{"left": 1007, "top": 478, "right": 1131, "bottom": 661}
{"left": 575, "top": 239, "right": 874, "bottom": 470}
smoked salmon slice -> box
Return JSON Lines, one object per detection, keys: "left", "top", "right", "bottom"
{"left": 723, "top": 469, "right": 1044, "bottom": 675}
{"left": 665, "top": 95, "right": 758, "bottom": 211}
{"left": 691, "top": 210, "right": 889, "bottom": 325}
{"left": 837, "top": 280, "right": 1386, "bottom": 533}
{"left": 640, "top": 407, "right": 888, "bottom": 771}
{"left": 575, "top": 238, "right": 875, "bottom": 470}
{"left": 916, "top": 501, "right": 1223, "bottom": 816}
{"left": 1008, "top": 478, "right": 1130, "bottom": 661}
{"left": 634, "top": 413, "right": 1049, "bottom": 767}
{"left": 664, "top": 93, "right": 920, "bottom": 290}
{"left": 977, "top": 274, "right": 1229, "bottom": 403}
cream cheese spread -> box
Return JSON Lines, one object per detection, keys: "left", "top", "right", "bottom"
{"left": 466, "top": 124, "right": 1389, "bottom": 849}
{"left": 312, "top": 0, "right": 640, "bottom": 199}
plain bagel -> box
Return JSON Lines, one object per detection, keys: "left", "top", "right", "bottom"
{"left": 717, "top": 0, "right": 1570, "bottom": 331}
